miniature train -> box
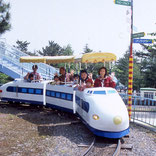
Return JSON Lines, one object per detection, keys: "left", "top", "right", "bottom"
{"left": 0, "top": 78, "right": 129, "bottom": 138}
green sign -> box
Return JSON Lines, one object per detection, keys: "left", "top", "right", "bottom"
{"left": 114, "top": 0, "right": 131, "bottom": 6}
{"left": 132, "top": 32, "right": 145, "bottom": 38}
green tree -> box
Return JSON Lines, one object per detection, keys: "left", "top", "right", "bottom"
{"left": 0, "top": 72, "right": 13, "bottom": 84}
{"left": 38, "top": 41, "right": 64, "bottom": 56}
{"left": 137, "top": 44, "right": 156, "bottom": 88}
{"left": 63, "top": 44, "right": 74, "bottom": 56}
{"left": 83, "top": 44, "right": 93, "bottom": 53}
{"left": 14, "top": 40, "right": 30, "bottom": 52}
{"left": 14, "top": 40, "right": 37, "bottom": 56}
{"left": 0, "top": 0, "right": 11, "bottom": 35}
{"left": 114, "top": 49, "right": 143, "bottom": 91}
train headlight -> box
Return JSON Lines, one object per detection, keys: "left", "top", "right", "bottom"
{"left": 113, "top": 116, "right": 122, "bottom": 125}
{"left": 92, "top": 114, "right": 99, "bottom": 120}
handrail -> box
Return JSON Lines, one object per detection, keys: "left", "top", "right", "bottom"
{"left": 0, "top": 41, "right": 56, "bottom": 79}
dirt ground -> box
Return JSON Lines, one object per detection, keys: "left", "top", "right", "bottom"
{"left": 0, "top": 102, "right": 83, "bottom": 156}
{"left": 0, "top": 102, "right": 156, "bottom": 156}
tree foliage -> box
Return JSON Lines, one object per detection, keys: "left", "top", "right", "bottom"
{"left": 14, "top": 40, "right": 30, "bottom": 52}
{"left": 84, "top": 44, "right": 93, "bottom": 53}
{"left": 114, "top": 43, "right": 156, "bottom": 91}
{"left": 38, "top": 41, "right": 64, "bottom": 56}
{"left": 0, "top": 72, "right": 13, "bottom": 84}
{"left": 137, "top": 44, "right": 156, "bottom": 88}
{"left": 0, "top": 0, "right": 11, "bottom": 35}
{"left": 13, "top": 40, "right": 37, "bottom": 56}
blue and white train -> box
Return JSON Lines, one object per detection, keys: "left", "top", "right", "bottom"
{"left": 0, "top": 53, "right": 130, "bottom": 138}
{"left": 0, "top": 79, "right": 129, "bottom": 138}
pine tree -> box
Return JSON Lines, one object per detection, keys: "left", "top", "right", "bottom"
{"left": 0, "top": 0, "right": 11, "bottom": 35}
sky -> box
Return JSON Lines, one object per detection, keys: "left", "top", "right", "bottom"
{"left": 2, "top": 0, "right": 156, "bottom": 59}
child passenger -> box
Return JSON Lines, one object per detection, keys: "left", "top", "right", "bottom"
{"left": 73, "top": 74, "right": 79, "bottom": 85}
{"left": 53, "top": 75, "right": 60, "bottom": 85}
{"left": 78, "top": 79, "right": 93, "bottom": 91}
{"left": 85, "top": 79, "right": 93, "bottom": 88}
{"left": 27, "top": 73, "right": 34, "bottom": 82}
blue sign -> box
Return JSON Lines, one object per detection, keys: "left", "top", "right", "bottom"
{"left": 133, "top": 39, "right": 153, "bottom": 44}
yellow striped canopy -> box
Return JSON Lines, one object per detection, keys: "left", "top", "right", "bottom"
{"left": 20, "top": 56, "right": 75, "bottom": 64}
{"left": 45, "top": 56, "right": 75, "bottom": 64}
{"left": 20, "top": 52, "right": 116, "bottom": 64}
{"left": 20, "top": 56, "right": 46, "bottom": 63}
{"left": 81, "top": 52, "right": 117, "bottom": 63}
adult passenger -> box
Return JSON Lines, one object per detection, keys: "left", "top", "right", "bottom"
{"left": 94, "top": 67, "right": 116, "bottom": 88}
{"left": 59, "top": 67, "right": 66, "bottom": 82}
{"left": 24, "top": 65, "right": 41, "bottom": 81}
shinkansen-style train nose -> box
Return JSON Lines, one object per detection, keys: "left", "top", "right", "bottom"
{"left": 75, "top": 87, "right": 130, "bottom": 138}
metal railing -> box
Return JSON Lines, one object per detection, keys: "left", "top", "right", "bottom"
{"left": 0, "top": 41, "right": 56, "bottom": 79}
{"left": 120, "top": 93, "right": 156, "bottom": 128}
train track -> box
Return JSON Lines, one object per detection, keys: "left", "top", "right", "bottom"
{"left": 79, "top": 137, "right": 122, "bottom": 156}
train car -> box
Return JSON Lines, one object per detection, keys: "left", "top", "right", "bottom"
{"left": 0, "top": 53, "right": 129, "bottom": 138}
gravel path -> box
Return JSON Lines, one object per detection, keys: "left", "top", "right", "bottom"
{"left": 0, "top": 102, "right": 155, "bottom": 156}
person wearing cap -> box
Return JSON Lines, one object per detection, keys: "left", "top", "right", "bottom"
{"left": 78, "top": 78, "right": 93, "bottom": 91}
{"left": 85, "top": 78, "right": 93, "bottom": 88}
{"left": 94, "top": 67, "right": 116, "bottom": 88}
{"left": 24, "top": 65, "right": 41, "bottom": 81}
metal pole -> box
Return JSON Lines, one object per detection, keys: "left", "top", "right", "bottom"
{"left": 128, "top": 0, "right": 133, "bottom": 121}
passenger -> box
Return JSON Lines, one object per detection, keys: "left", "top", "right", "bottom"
{"left": 94, "top": 67, "right": 116, "bottom": 88}
{"left": 85, "top": 79, "right": 93, "bottom": 88}
{"left": 77, "top": 70, "right": 88, "bottom": 90}
{"left": 73, "top": 74, "right": 79, "bottom": 85}
{"left": 51, "top": 75, "right": 60, "bottom": 85}
{"left": 80, "top": 70, "right": 88, "bottom": 84}
{"left": 27, "top": 73, "right": 34, "bottom": 82}
{"left": 59, "top": 67, "right": 66, "bottom": 82}
{"left": 78, "top": 78, "right": 93, "bottom": 91}
{"left": 24, "top": 65, "right": 41, "bottom": 81}
{"left": 68, "top": 69, "right": 75, "bottom": 82}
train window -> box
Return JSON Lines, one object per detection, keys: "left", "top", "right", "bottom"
{"left": 107, "top": 90, "right": 116, "bottom": 94}
{"left": 6, "top": 86, "right": 16, "bottom": 92}
{"left": 28, "top": 88, "right": 34, "bottom": 94}
{"left": 46, "top": 90, "right": 50, "bottom": 96}
{"left": 61, "top": 93, "right": 66, "bottom": 99}
{"left": 21, "top": 88, "right": 27, "bottom": 93}
{"left": 82, "top": 101, "right": 89, "bottom": 113}
{"left": 51, "top": 91, "right": 55, "bottom": 97}
{"left": 76, "top": 96, "right": 80, "bottom": 105}
{"left": 67, "top": 94, "right": 73, "bottom": 101}
{"left": 56, "top": 92, "right": 61, "bottom": 98}
{"left": 35, "top": 89, "right": 42, "bottom": 94}
{"left": 93, "top": 91, "right": 106, "bottom": 94}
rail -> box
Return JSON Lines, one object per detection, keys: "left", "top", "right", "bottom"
{"left": 0, "top": 41, "right": 56, "bottom": 79}
{"left": 119, "top": 93, "right": 156, "bottom": 128}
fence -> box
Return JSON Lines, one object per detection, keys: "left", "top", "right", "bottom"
{"left": 120, "top": 93, "right": 156, "bottom": 128}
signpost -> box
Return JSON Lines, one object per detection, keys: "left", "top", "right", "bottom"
{"left": 133, "top": 39, "right": 153, "bottom": 44}
{"left": 132, "top": 32, "right": 145, "bottom": 38}
{"left": 114, "top": 0, "right": 131, "bottom": 6}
